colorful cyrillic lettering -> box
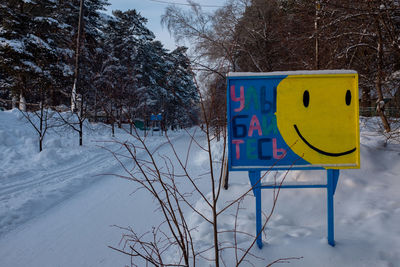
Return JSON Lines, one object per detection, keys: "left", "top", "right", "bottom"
{"left": 232, "top": 139, "right": 244, "bottom": 159}
{"left": 230, "top": 85, "right": 245, "bottom": 112}
{"left": 246, "top": 139, "right": 257, "bottom": 160}
{"left": 258, "top": 138, "right": 272, "bottom": 160}
{"left": 245, "top": 86, "right": 259, "bottom": 111}
{"left": 232, "top": 115, "right": 248, "bottom": 138}
{"left": 261, "top": 114, "right": 278, "bottom": 135}
{"left": 272, "top": 138, "right": 287, "bottom": 159}
{"left": 248, "top": 115, "right": 262, "bottom": 137}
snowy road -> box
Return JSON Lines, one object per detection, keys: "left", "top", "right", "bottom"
{"left": 0, "top": 173, "right": 152, "bottom": 266}
{"left": 0, "top": 110, "right": 202, "bottom": 266}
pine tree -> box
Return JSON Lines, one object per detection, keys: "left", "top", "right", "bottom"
{"left": 0, "top": 0, "right": 36, "bottom": 101}
{"left": 0, "top": 0, "right": 73, "bottom": 105}
{"left": 100, "top": 9, "right": 155, "bottom": 125}
{"left": 164, "top": 46, "right": 199, "bottom": 127}
{"left": 56, "top": 0, "right": 109, "bottom": 107}
{"left": 135, "top": 40, "right": 169, "bottom": 120}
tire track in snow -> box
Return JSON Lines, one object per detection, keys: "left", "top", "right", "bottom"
{"left": 0, "top": 147, "right": 114, "bottom": 198}
{"left": 0, "top": 146, "right": 116, "bottom": 236}
{"left": 0, "top": 134, "right": 184, "bottom": 237}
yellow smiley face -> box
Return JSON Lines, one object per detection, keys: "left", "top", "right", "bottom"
{"left": 276, "top": 74, "right": 360, "bottom": 168}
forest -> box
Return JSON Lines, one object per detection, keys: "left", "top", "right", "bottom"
{"left": 161, "top": 0, "right": 400, "bottom": 136}
{"left": 0, "top": 0, "right": 199, "bottom": 141}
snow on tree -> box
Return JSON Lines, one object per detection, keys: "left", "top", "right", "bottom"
{"left": 164, "top": 46, "right": 199, "bottom": 128}
{"left": 1, "top": 0, "right": 199, "bottom": 133}
{"left": 0, "top": 0, "right": 73, "bottom": 106}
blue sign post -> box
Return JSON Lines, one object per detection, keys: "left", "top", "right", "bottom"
{"left": 227, "top": 71, "right": 360, "bottom": 248}
{"left": 150, "top": 113, "right": 163, "bottom": 135}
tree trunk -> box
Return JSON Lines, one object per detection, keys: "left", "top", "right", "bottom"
{"left": 71, "top": 0, "right": 84, "bottom": 112}
{"left": 79, "top": 94, "right": 84, "bottom": 146}
{"left": 94, "top": 88, "right": 98, "bottom": 122}
{"left": 222, "top": 156, "right": 229, "bottom": 190}
{"left": 79, "top": 120, "right": 83, "bottom": 146}
{"left": 118, "top": 106, "right": 122, "bottom": 128}
{"left": 375, "top": 17, "right": 391, "bottom": 132}
{"left": 315, "top": 0, "right": 320, "bottom": 70}
{"left": 212, "top": 202, "right": 219, "bottom": 267}
{"left": 19, "top": 93, "right": 26, "bottom": 111}
{"left": 39, "top": 101, "right": 43, "bottom": 151}
{"left": 12, "top": 96, "right": 17, "bottom": 109}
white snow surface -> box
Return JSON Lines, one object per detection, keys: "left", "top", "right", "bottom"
{"left": 0, "top": 38, "right": 25, "bottom": 53}
{"left": 0, "top": 110, "right": 399, "bottom": 266}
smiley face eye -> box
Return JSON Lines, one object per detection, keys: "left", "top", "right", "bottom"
{"left": 303, "top": 90, "right": 310, "bottom": 107}
{"left": 345, "top": 90, "right": 351, "bottom": 106}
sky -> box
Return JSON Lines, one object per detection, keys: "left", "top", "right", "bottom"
{"left": 105, "top": 0, "right": 224, "bottom": 51}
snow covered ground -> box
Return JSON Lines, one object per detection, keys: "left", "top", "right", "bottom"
{"left": 0, "top": 109, "right": 399, "bottom": 266}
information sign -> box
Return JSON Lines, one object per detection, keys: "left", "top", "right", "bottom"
{"left": 227, "top": 71, "right": 360, "bottom": 170}
{"left": 227, "top": 70, "right": 360, "bottom": 248}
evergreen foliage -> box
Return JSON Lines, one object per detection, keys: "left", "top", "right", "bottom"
{"left": 0, "top": 1, "right": 199, "bottom": 129}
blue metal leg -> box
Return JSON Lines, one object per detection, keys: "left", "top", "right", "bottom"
{"left": 249, "top": 171, "right": 263, "bottom": 249}
{"left": 332, "top": 169, "right": 340, "bottom": 195}
{"left": 327, "top": 169, "right": 338, "bottom": 246}
{"left": 255, "top": 185, "right": 263, "bottom": 249}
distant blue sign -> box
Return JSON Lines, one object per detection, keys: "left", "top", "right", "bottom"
{"left": 151, "top": 114, "right": 162, "bottom": 121}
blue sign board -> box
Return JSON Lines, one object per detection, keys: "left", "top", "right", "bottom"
{"left": 227, "top": 71, "right": 360, "bottom": 171}
{"left": 151, "top": 114, "right": 162, "bottom": 121}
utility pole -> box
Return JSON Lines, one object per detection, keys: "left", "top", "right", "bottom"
{"left": 71, "top": 0, "right": 85, "bottom": 112}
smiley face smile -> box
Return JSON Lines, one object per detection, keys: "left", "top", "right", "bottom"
{"left": 293, "top": 124, "right": 356, "bottom": 157}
